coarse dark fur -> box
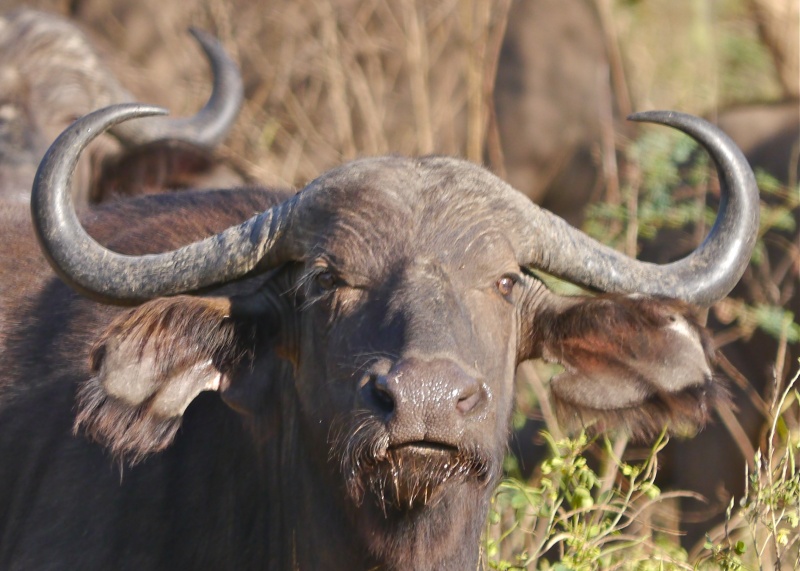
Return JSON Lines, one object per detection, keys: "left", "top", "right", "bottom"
{"left": 0, "top": 157, "right": 723, "bottom": 570}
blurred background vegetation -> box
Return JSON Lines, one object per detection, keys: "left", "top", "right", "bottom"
{"left": 1, "top": 0, "right": 797, "bottom": 567}
{"left": 2, "top": 0, "right": 792, "bottom": 184}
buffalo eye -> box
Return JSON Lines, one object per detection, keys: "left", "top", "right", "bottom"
{"left": 315, "top": 270, "right": 338, "bottom": 291}
{"left": 496, "top": 274, "right": 518, "bottom": 300}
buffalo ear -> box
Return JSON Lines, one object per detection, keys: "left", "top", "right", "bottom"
{"left": 532, "top": 294, "right": 723, "bottom": 438}
{"left": 75, "top": 296, "right": 250, "bottom": 463}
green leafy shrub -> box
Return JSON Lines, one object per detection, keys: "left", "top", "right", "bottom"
{"left": 490, "top": 120, "right": 800, "bottom": 570}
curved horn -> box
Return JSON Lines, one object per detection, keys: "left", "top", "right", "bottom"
{"left": 32, "top": 104, "right": 302, "bottom": 305}
{"left": 109, "top": 29, "right": 244, "bottom": 148}
{"left": 514, "top": 111, "right": 759, "bottom": 306}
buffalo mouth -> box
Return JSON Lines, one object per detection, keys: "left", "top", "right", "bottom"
{"left": 331, "top": 412, "right": 496, "bottom": 512}
{"left": 343, "top": 438, "right": 492, "bottom": 512}
{"left": 389, "top": 441, "right": 458, "bottom": 456}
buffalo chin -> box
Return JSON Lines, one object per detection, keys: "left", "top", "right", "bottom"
{"left": 345, "top": 445, "right": 498, "bottom": 571}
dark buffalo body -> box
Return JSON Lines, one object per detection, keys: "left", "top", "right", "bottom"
{"left": 717, "top": 100, "right": 799, "bottom": 185}
{"left": 493, "top": 0, "right": 628, "bottom": 226}
{"left": 0, "top": 106, "right": 758, "bottom": 570}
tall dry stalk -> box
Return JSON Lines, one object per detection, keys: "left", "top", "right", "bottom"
{"left": 46, "top": 0, "right": 510, "bottom": 188}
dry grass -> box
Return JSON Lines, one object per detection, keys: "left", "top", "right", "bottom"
{"left": 0, "top": 0, "right": 783, "bottom": 188}
{"left": 6, "top": 0, "right": 511, "bottom": 188}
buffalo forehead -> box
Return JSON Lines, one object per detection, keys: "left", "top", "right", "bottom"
{"left": 306, "top": 155, "right": 517, "bottom": 220}
{"left": 307, "top": 156, "right": 521, "bottom": 278}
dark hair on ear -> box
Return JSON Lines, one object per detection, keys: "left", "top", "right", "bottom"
{"left": 540, "top": 294, "right": 727, "bottom": 439}
{"left": 74, "top": 378, "right": 184, "bottom": 465}
{"left": 552, "top": 374, "right": 729, "bottom": 440}
{"left": 74, "top": 295, "right": 248, "bottom": 464}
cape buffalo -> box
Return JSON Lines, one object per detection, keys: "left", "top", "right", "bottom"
{"left": 493, "top": 0, "right": 626, "bottom": 226}
{"left": 0, "top": 104, "right": 758, "bottom": 570}
{"left": 0, "top": 9, "right": 244, "bottom": 205}
{"left": 716, "top": 99, "right": 799, "bottom": 185}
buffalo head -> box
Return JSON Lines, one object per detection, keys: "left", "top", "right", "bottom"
{"left": 28, "top": 105, "right": 758, "bottom": 568}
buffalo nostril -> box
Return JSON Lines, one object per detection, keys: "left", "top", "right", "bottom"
{"left": 362, "top": 374, "right": 395, "bottom": 417}
{"left": 456, "top": 386, "right": 482, "bottom": 415}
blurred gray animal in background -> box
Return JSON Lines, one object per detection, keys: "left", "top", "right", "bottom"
{"left": 0, "top": 9, "right": 245, "bottom": 206}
